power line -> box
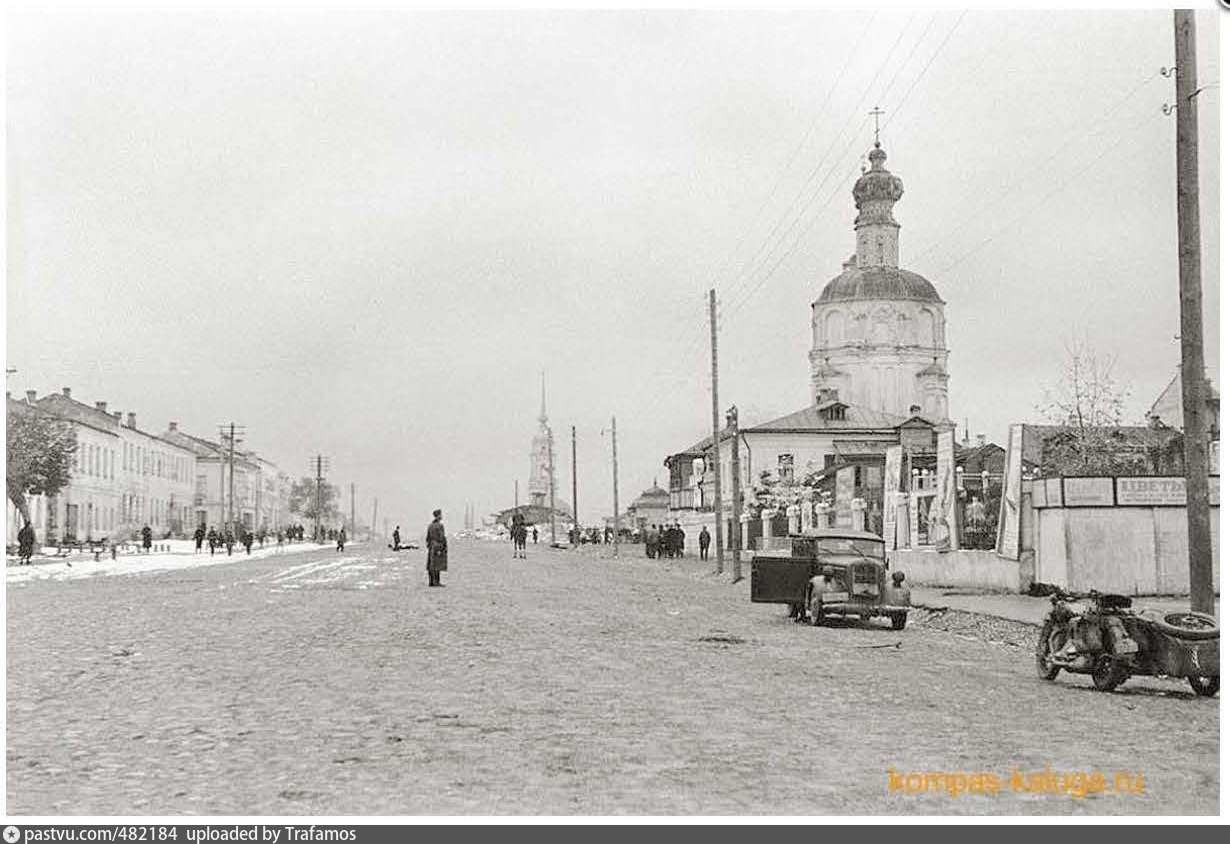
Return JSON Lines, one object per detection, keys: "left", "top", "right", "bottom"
{"left": 717, "top": 15, "right": 921, "bottom": 311}
{"left": 908, "top": 72, "right": 1159, "bottom": 266}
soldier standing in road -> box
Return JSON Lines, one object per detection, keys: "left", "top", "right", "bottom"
{"left": 698, "top": 525, "right": 711, "bottom": 560}
{"left": 392, "top": 525, "right": 401, "bottom": 551}
{"left": 193, "top": 524, "right": 205, "bottom": 553}
{"left": 425, "top": 509, "right": 447, "bottom": 587}
{"left": 17, "top": 520, "right": 36, "bottom": 565}
{"left": 223, "top": 528, "right": 234, "bottom": 556}
{"left": 336, "top": 526, "right": 347, "bottom": 552}
{"left": 207, "top": 526, "right": 218, "bottom": 555}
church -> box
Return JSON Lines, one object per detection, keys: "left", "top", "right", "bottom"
{"left": 496, "top": 377, "right": 573, "bottom": 530}
{"left": 664, "top": 138, "right": 950, "bottom": 537}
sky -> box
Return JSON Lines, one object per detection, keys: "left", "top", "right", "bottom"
{"left": 4, "top": 5, "right": 1221, "bottom": 530}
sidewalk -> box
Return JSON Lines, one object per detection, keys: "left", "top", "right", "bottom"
{"left": 5, "top": 539, "right": 336, "bottom": 583}
{"left": 911, "top": 587, "right": 1220, "bottom": 627}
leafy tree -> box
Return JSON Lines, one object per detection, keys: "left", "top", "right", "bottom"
{"left": 1036, "top": 339, "right": 1138, "bottom": 475}
{"left": 288, "top": 476, "right": 340, "bottom": 523}
{"left": 6, "top": 405, "right": 77, "bottom": 523}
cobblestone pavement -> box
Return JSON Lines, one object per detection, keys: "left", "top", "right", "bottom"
{"left": 5, "top": 540, "right": 1219, "bottom": 815}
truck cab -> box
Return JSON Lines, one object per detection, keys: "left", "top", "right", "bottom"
{"left": 750, "top": 528, "right": 910, "bottom": 630}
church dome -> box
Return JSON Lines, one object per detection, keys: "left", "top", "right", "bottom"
{"left": 852, "top": 144, "right": 904, "bottom": 226}
{"left": 816, "top": 265, "right": 943, "bottom": 305}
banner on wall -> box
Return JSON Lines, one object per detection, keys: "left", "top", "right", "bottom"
{"left": 834, "top": 466, "right": 855, "bottom": 528}
{"left": 996, "top": 424, "right": 1024, "bottom": 560}
{"left": 882, "top": 445, "right": 903, "bottom": 549}
{"left": 934, "top": 428, "right": 958, "bottom": 552}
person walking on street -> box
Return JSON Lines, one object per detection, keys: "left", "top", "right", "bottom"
{"left": 17, "top": 521, "right": 36, "bottom": 565}
{"left": 645, "top": 524, "right": 659, "bottom": 559}
{"left": 532, "top": 526, "right": 538, "bottom": 545}
{"left": 392, "top": 525, "right": 401, "bottom": 551}
{"left": 425, "top": 509, "right": 447, "bottom": 587}
{"left": 141, "top": 525, "right": 152, "bottom": 554}
{"left": 698, "top": 525, "right": 711, "bottom": 560}
{"left": 276, "top": 530, "right": 284, "bottom": 552}
{"left": 193, "top": 524, "right": 205, "bottom": 554}
{"left": 223, "top": 528, "right": 234, "bottom": 556}
{"left": 242, "top": 529, "right": 254, "bottom": 555}
{"left": 336, "top": 527, "right": 347, "bottom": 552}
{"left": 207, "top": 526, "right": 218, "bottom": 555}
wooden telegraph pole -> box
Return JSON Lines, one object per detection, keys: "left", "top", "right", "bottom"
{"left": 571, "top": 425, "right": 579, "bottom": 546}
{"left": 729, "top": 405, "right": 742, "bottom": 583}
{"left": 370, "top": 498, "right": 378, "bottom": 543}
{"left": 708, "top": 289, "right": 725, "bottom": 574}
{"left": 611, "top": 416, "right": 620, "bottom": 558}
{"left": 1172, "top": 10, "right": 1213, "bottom": 614}
{"left": 548, "top": 427, "right": 557, "bottom": 545}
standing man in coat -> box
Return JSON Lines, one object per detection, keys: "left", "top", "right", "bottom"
{"left": 141, "top": 525, "right": 153, "bottom": 554}
{"left": 17, "top": 520, "right": 36, "bottom": 565}
{"left": 392, "top": 525, "right": 401, "bottom": 551}
{"left": 425, "top": 509, "right": 447, "bottom": 587}
{"left": 193, "top": 524, "right": 206, "bottom": 554}
{"left": 698, "top": 525, "right": 711, "bottom": 561}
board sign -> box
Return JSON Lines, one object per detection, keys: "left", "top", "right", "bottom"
{"left": 1116, "top": 476, "right": 1221, "bottom": 506}
{"left": 1062, "top": 477, "right": 1115, "bottom": 506}
{"left": 1031, "top": 479, "right": 1047, "bottom": 507}
{"left": 882, "top": 446, "right": 903, "bottom": 549}
{"left": 1045, "top": 477, "right": 1062, "bottom": 507}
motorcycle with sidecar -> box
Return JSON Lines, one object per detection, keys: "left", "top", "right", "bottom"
{"left": 1036, "top": 589, "right": 1219, "bottom": 696}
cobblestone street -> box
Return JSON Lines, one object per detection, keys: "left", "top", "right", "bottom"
{"left": 6, "top": 540, "right": 1219, "bottom": 815}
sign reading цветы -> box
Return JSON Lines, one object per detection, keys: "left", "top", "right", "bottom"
{"left": 1115, "top": 476, "right": 1221, "bottom": 506}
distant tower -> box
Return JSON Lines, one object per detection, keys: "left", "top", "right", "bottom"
{"left": 809, "top": 136, "right": 951, "bottom": 422}
{"left": 528, "top": 372, "right": 554, "bottom": 508}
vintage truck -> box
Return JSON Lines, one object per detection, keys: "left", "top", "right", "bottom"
{"left": 750, "top": 528, "right": 911, "bottom": 629}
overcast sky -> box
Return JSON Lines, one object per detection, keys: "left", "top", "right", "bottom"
{"left": 5, "top": 6, "right": 1220, "bottom": 528}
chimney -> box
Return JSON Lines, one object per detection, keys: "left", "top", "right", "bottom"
{"left": 112, "top": 411, "right": 122, "bottom": 422}
{"left": 25, "top": 390, "right": 36, "bottom": 404}
{"left": 977, "top": 434, "right": 987, "bottom": 449}
{"left": 95, "top": 401, "right": 108, "bottom": 413}
{"left": 909, "top": 404, "right": 922, "bottom": 416}
{"left": 126, "top": 412, "right": 136, "bottom": 429}
{"left": 168, "top": 422, "right": 178, "bottom": 432}
{"left": 62, "top": 387, "right": 72, "bottom": 399}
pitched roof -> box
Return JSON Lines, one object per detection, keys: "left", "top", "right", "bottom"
{"left": 748, "top": 402, "right": 908, "bottom": 432}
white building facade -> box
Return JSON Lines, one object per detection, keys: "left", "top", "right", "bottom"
{"left": 809, "top": 142, "right": 951, "bottom": 423}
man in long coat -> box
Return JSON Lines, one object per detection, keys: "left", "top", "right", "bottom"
{"left": 18, "top": 521, "right": 36, "bottom": 566}
{"left": 425, "top": 509, "right": 447, "bottom": 587}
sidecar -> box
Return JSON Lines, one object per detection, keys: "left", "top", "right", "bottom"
{"left": 1037, "top": 593, "right": 1220, "bottom": 697}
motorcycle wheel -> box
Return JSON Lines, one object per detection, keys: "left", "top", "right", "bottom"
{"left": 1153, "top": 611, "right": 1219, "bottom": 641}
{"left": 1036, "top": 620, "right": 1062, "bottom": 681}
{"left": 1189, "top": 676, "right": 1220, "bottom": 697}
{"left": 1091, "top": 655, "right": 1128, "bottom": 692}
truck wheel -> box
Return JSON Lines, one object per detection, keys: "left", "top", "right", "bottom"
{"left": 1091, "top": 655, "right": 1128, "bottom": 692}
{"left": 889, "top": 612, "right": 907, "bottom": 631}
{"left": 1036, "top": 621, "right": 1062, "bottom": 681}
{"left": 1189, "top": 676, "right": 1220, "bottom": 697}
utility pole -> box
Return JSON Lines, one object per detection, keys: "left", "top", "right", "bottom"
{"left": 571, "top": 425, "right": 579, "bottom": 546}
{"left": 728, "top": 405, "right": 742, "bottom": 583}
{"left": 218, "top": 423, "right": 244, "bottom": 538}
{"left": 610, "top": 416, "right": 620, "bottom": 558}
{"left": 1173, "top": 10, "right": 1213, "bottom": 615}
{"left": 708, "top": 289, "right": 725, "bottom": 574}
{"left": 371, "top": 498, "right": 378, "bottom": 544}
{"left": 308, "top": 455, "right": 330, "bottom": 543}
{"left": 548, "top": 426, "right": 557, "bottom": 545}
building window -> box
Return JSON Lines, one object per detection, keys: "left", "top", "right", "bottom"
{"left": 778, "top": 454, "right": 795, "bottom": 483}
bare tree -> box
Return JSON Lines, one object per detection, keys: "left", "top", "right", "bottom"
{"left": 1035, "top": 339, "right": 1138, "bottom": 475}
{"left": 6, "top": 404, "right": 78, "bottom": 524}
